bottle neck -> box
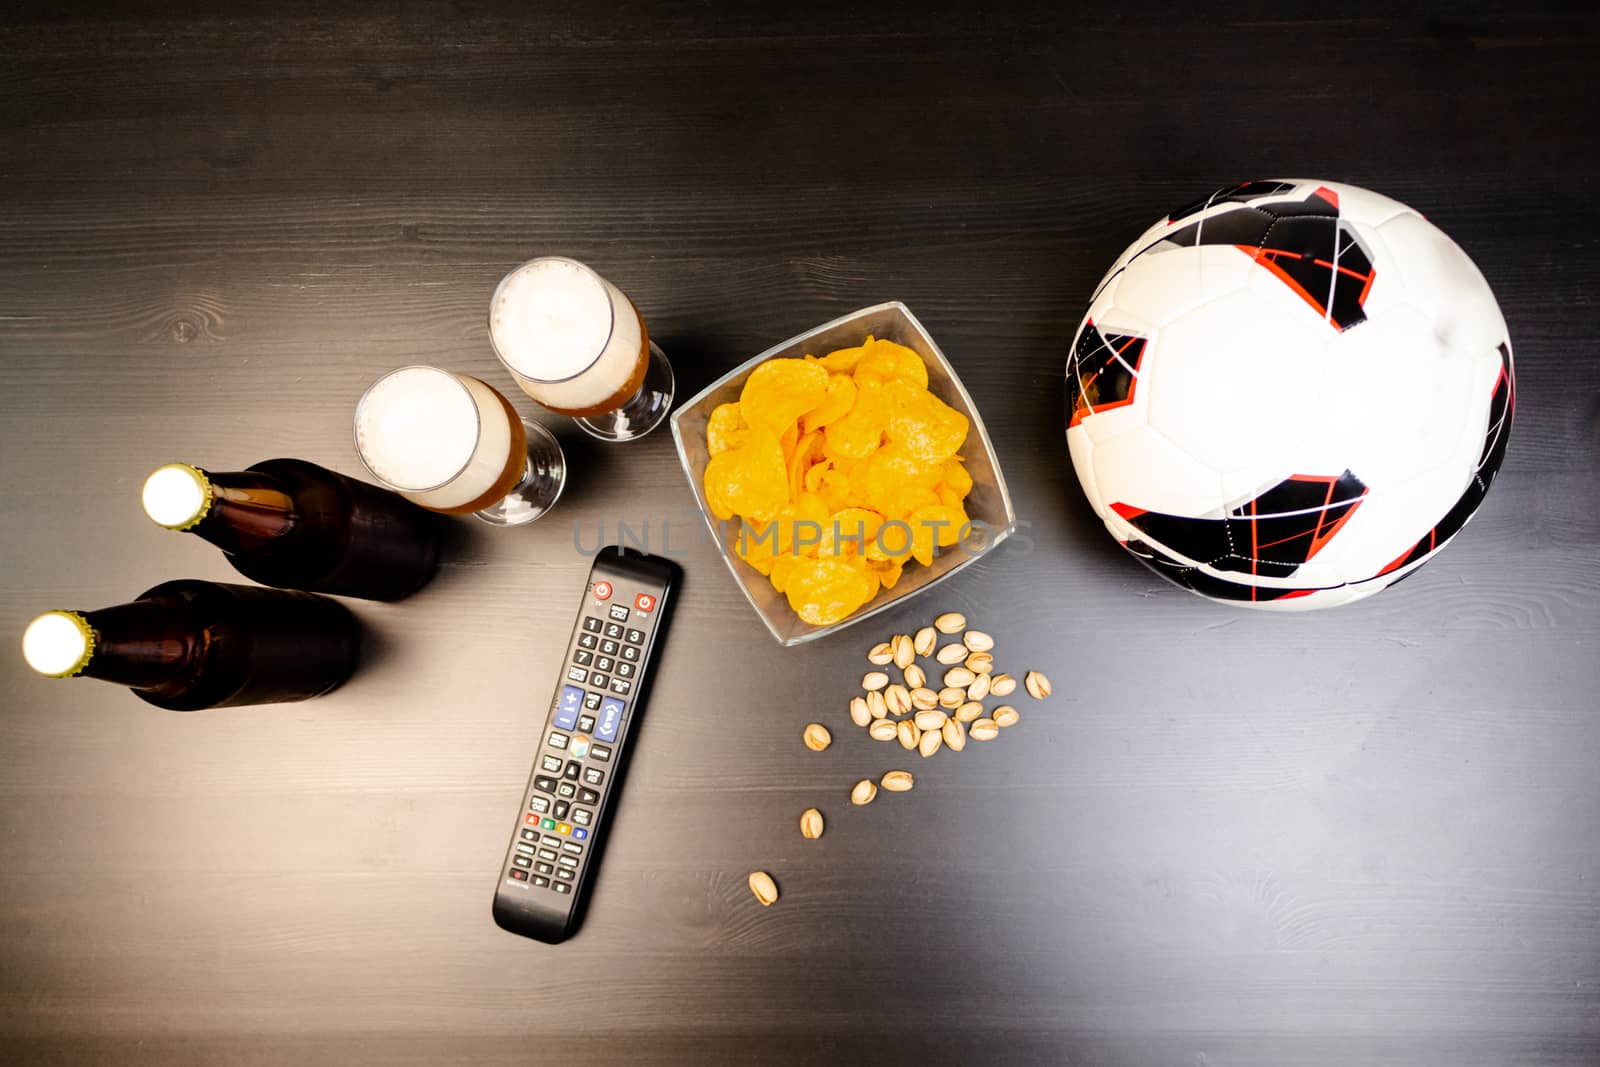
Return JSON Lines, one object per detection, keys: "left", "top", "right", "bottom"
{"left": 190, "top": 470, "right": 298, "bottom": 554}
{"left": 78, "top": 600, "right": 204, "bottom": 690}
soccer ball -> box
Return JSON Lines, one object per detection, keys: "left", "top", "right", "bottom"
{"left": 1066, "top": 179, "right": 1514, "bottom": 610}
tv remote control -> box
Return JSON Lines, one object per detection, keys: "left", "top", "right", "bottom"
{"left": 492, "top": 546, "right": 678, "bottom": 943}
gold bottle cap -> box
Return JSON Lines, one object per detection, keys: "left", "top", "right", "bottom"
{"left": 22, "top": 610, "right": 95, "bottom": 677}
{"left": 142, "top": 463, "right": 213, "bottom": 530}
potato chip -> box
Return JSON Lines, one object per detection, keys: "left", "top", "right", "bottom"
{"left": 786, "top": 557, "right": 875, "bottom": 626}
{"left": 852, "top": 337, "right": 929, "bottom": 389}
{"left": 706, "top": 402, "right": 746, "bottom": 456}
{"left": 803, "top": 458, "right": 832, "bottom": 494}
{"left": 816, "top": 343, "right": 865, "bottom": 374}
{"left": 703, "top": 429, "right": 789, "bottom": 523}
{"left": 883, "top": 379, "right": 968, "bottom": 462}
{"left": 786, "top": 430, "right": 822, "bottom": 500}
{"left": 942, "top": 457, "right": 974, "bottom": 497}
{"left": 740, "top": 358, "right": 829, "bottom": 437}
{"left": 867, "top": 558, "right": 904, "bottom": 590}
{"left": 800, "top": 374, "right": 857, "bottom": 434}
{"left": 770, "top": 553, "right": 802, "bottom": 593}
{"left": 864, "top": 444, "right": 941, "bottom": 518}
{"left": 824, "top": 380, "right": 889, "bottom": 460}
{"left": 817, "top": 507, "right": 883, "bottom": 559}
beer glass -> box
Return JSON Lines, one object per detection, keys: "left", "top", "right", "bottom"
{"left": 488, "top": 256, "right": 674, "bottom": 441}
{"left": 354, "top": 366, "right": 565, "bottom": 527}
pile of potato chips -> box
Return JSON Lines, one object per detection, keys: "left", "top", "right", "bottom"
{"left": 702, "top": 336, "right": 973, "bottom": 627}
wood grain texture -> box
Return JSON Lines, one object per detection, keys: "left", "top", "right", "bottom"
{"left": 2, "top": 2, "right": 1598, "bottom": 1064}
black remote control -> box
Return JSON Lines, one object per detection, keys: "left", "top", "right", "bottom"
{"left": 492, "top": 546, "right": 678, "bottom": 943}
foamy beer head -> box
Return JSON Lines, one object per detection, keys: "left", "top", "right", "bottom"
{"left": 489, "top": 257, "right": 650, "bottom": 418}
{"left": 354, "top": 366, "right": 527, "bottom": 515}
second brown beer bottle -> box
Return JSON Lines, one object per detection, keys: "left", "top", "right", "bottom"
{"left": 141, "top": 458, "right": 443, "bottom": 601}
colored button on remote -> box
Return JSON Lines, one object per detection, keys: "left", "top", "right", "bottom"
{"left": 596, "top": 697, "right": 625, "bottom": 742}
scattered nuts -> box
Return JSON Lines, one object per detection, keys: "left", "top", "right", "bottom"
{"left": 938, "top": 687, "right": 965, "bottom": 709}
{"left": 936, "top": 643, "right": 969, "bottom": 665}
{"left": 955, "top": 701, "right": 984, "bottom": 723}
{"left": 911, "top": 687, "right": 939, "bottom": 711}
{"left": 881, "top": 770, "right": 915, "bottom": 791}
{"left": 885, "top": 683, "right": 912, "bottom": 717}
{"left": 867, "top": 642, "right": 894, "bottom": 666}
{"left": 993, "top": 705, "right": 1020, "bottom": 728}
{"left": 942, "top": 717, "right": 966, "bottom": 751}
{"left": 892, "top": 633, "right": 915, "bottom": 670}
{"left": 919, "top": 727, "right": 943, "bottom": 757}
{"left": 903, "top": 663, "right": 926, "bottom": 691}
{"left": 851, "top": 778, "right": 878, "bottom": 805}
{"left": 863, "top": 671, "right": 889, "bottom": 691}
{"left": 800, "top": 808, "right": 824, "bottom": 840}
{"left": 943, "top": 667, "right": 976, "bottom": 688}
{"left": 867, "top": 689, "right": 888, "bottom": 719}
{"left": 934, "top": 613, "right": 966, "bottom": 634}
{"left": 969, "top": 718, "right": 999, "bottom": 741}
{"left": 869, "top": 719, "right": 899, "bottom": 741}
{"left": 989, "top": 673, "right": 1017, "bottom": 697}
{"left": 897, "top": 719, "right": 920, "bottom": 750}
{"left": 850, "top": 696, "right": 872, "bottom": 728}
{"left": 749, "top": 870, "right": 779, "bottom": 906}
{"left": 913, "top": 626, "right": 937, "bottom": 657}
{"left": 913, "top": 709, "right": 948, "bottom": 733}
{"left": 963, "top": 630, "right": 994, "bottom": 652}
{"left": 967, "top": 672, "right": 991, "bottom": 701}
{"left": 803, "top": 722, "right": 832, "bottom": 751}
{"left": 1024, "top": 671, "right": 1052, "bottom": 699}
{"left": 964, "top": 651, "right": 993, "bottom": 674}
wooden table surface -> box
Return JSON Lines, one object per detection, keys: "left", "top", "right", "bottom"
{"left": 3, "top": 3, "right": 1597, "bottom": 1064}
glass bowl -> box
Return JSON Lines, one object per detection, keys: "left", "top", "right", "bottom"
{"left": 670, "top": 301, "right": 1017, "bottom": 646}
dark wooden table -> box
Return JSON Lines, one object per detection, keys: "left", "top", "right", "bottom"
{"left": 3, "top": 3, "right": 1597, "bottom": 1064}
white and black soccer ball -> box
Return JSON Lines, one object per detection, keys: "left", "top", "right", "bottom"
{"left": 1066, "top": 179, "right": 1514, "bottom": 610}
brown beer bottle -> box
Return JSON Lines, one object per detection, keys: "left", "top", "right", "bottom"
{"left": 21, "top": 580, "right": 359, "bottom": 711}
{"left": 141, "top": 459, "right": 442, "bottom": 601}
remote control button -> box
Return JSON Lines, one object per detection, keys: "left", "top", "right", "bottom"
{"left": 610, "top": 678, "right": 632, "bottom": 697}
{"left": 515, "top": 842, "right": 536, "bottom": 856}
{"left": 556, "top": 782, "right": 577, "bottom": 799}
{"left": 540, "top": 817, "right": 556, "bottom": 831}
{"left": 617, "top": 662, "right": 635, "bottom": 679}
{"left": 608, "top": 604, "right": 630, "bottom": 622}
{"left": 558, "top": 855, "right": 579, "bottom": 869}
{"left": 592, "top": 580, "right": 613, "bottom": 601}
{"left": 583, "top": 767, "right": 604, "bottom": 786}
{"left": 621, "top": 645, "right": 640, "bottom": 662}
{"left": 520, "top": 828, "right": 539, "bottom": 842}
{"left": 583, "top": 691, "right": 602, "bottom": 711}
{"left": 541, "top": 755, "right": 562, "bottom": 773}
{"left": 604, "top": 622, "right": 624, "bottom": 640}
{"left": 562, "top": 841, "right": 583, "bottom": 855}
{"left": 601, "top": 639, "right": 619, "bottom": 656}
{"left": 513, "top": 856, "right": 532, "bottom": 869}
{"left": 528, "top": 797, "right": 550, "bottom": 815}
{"left": 596, "top": 697, "right": 625, "bottom": 742}
{"left": 533, "top": 876, "right": 550, "bottom": 888}
{"left": 556, "top": 867, "right": 575, "bottom": 881}
{"left": 553, "top": 801, "right": 570, "bottom": 820}
{"left": 510, "top": 869, "right": 528, "bottom": 882}
{"left": 578, "top": 632, "right": 598, "bottom": 649}
{"left": 595, "top": 656, "right": 613, "bottom": 672}
{"left": 591, "top": 744, "right": 612, "bottom": 762}
{"left": 573, "top": 649, "right": 594, "bottom": 666}
{"left": 572, "top": 808, "right": 593, "bottom": 827}
{"left": 577, "top": 715, "right": 596, "bottom": 733}
{"left": 555, "top": 686, "right": 583, "bottom": 730}
{"left": 577, "top": 788, "right": 600, "bottom": 806}
{"left": 570, "top": 736, "right": 590, "bottom": 759}
{"left": 556, "top": 822, "right": 572, "bottom": 836}
{"left": 573, "top": 827, "right": 589, "bottom": 841}
{"left": 566, "top": 666, "right": 588, "bottom": 684}
{"left": 590, "top": 673, "right": 610, "bottom": 689}
{"left": 537, "top": 847, "right": 558, "bottom": 861}
{"left": 548, "top": 731, "right": 569, "bottom": 749}
{"left": 625, "top": 628, "right": 645, "bottom": 644}
{"left": 536, "top": 862, "right": 554, "bottom": 875}
{"left": 634, "top": 593, "right": 656, "bottom": 613}
{"left": 534, "top": 776, "right": 557, "bottom": 794}
{"left": 582, "top": 617, "right": 602, "bottom": 634}
{"left": 554, "top": 881, "right": 572, "bottom": 894}
{"left": 564, "top": 760, "right": 582, "bottom": 781}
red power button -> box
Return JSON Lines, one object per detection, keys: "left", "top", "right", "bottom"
{"left": 592, "top": 581, "right": 613, "bottom": 600}
{"left": 634, "top": 593, "right": 656, "bottom": 613}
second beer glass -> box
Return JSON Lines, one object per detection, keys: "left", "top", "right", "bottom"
{"left": 488, "top": 257, "right": 674, "bottom": 441}
{"left": 354, "top": 366, "right": 565, "bottom": 527}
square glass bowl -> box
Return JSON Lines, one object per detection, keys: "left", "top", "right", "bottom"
{"left": 670, "top": 301, "right": 1016, "bottom": 646}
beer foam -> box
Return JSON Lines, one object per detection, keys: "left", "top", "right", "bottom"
{"left": 23, "top": 612, "right": 90, "bottom": 676}
{"left": 490, "top": 258, "right": 615, "bottom": 383}
{"left": 355, "top": 366, "right": 480, "bottom": 491}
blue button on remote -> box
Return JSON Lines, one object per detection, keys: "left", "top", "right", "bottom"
{"left": 554, "top": 685, "right": 584, "bottom": 730}
{"left": 596, "top": 696, "right": 625, "bottom": 742}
